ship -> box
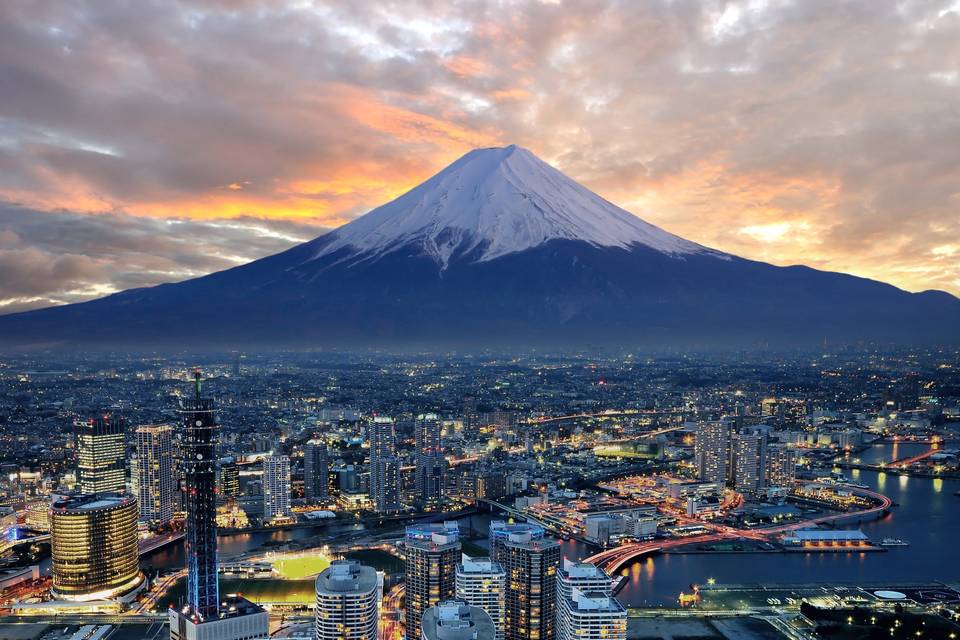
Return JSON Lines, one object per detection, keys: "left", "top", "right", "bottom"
{"left": 879, "top": 538, "right": 910, "bottom": 547}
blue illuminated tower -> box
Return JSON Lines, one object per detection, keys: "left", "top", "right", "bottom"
{"left": 179, "top": 370, "right": 219, "bottom": 621}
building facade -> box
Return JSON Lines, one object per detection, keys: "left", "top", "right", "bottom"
{"left": 133, "top": 424, "right": 175, "bottom": 525}
{"left": 368, "top": 416, "right": 401, "bottom": 513}
{"left": 731, "top": 432, "right": 768, "bottom": 494}
{"left": 456, "top": 555, "right": 505, "bottom": 640}
{"left": 75, "top": 414, "right": 126, "bottom": 494}
{"left": 765, "top": 444, "right": 798, "bottom": 488}
{"left": 304, "top": 439, "right": 330, "bottom": 501}
{"left": 405, "top": 522, "right": 461, "bottom": 640}
{"left": 694, "top": 421, "right": 730, "bottom": 485}
{"left": 415, "top": 413, "right": 445, "bottom": 507}
{"left": 314, "top": 560, "right": 379, "bottom": 640}
{"left": 489, "top": 522, "right": 560, "bottom": 640}
{"left": 422, "top": 600, "right": 496, "bottom": 640}
{"left": 262, "top": 455, "right": 292, "bottom": 521}
{"left": 556, "top": 561, "right": 623, "bottom": 640}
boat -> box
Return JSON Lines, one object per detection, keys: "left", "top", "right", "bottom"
{"left": 879, "top": 538, "right": 910, "bottom": 547}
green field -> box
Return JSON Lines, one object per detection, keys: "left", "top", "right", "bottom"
{"left": 157, "top": 577, "right": 316, "bottom": 608}
{"left": 273, "top": 553, "right": 331, "bottom": 579}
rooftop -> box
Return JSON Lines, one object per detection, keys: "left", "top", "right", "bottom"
{"left": 422, "top": 600, "right": 496, "bottom": 640}
{"left": 316, "top": 560, "right": 378, "bottom": 596}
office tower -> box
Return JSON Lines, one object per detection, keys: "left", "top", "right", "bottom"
{"left": 766, "top": 444, "right": 798, "bottom": 488}
{"left": 178, "top": 370, "right": 220, "bottom": 621}
{"left": 422, "top": 600, "right": 496, "bottom": 640}
{"left": 218, "top": 456, "right": 240, "bottom": 502}
{"left": 170, "top": 372, "right": 269, "bottom": 640}
{"left": 75, "top": 414, "right": 126, "bottom": 494}
{"left": 50, "top": 493, "right": 144, "bottom": 601}
{"left": 489, "top": 522, "right": 561, "bottom": 640}
{"left": 731, "top": 432, "right": 767, "bottom": 494}
{"left": 415, "top": 413, "right": 445, "bottom": 507}
{"left": 133, "top": 424, "right": 175, "bottom": 525}
{"left": 263, "top": 455, "right": 291, "bottom": 521}
{"left": 368, "top": 416, "right": 401, "bottom": 513}
{"left": 694, "top": 421, "right": 730, "bottom": 485}
{"left": 405, "top": 522, "right": 461, "bottom": 640}
{"left": 314, "top": 560, "right": 379, "bottom": 640}
{"left": 556, "top": 561, "right": 624, "bottom": 640}
{"left": 304, "top": 439, "right": 330, "bottom": 501}
{"left": 456, "top": 555, "right": 505, "bottom": 640}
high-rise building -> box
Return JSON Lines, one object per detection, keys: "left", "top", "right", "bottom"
{"left": 304, "top": 439, "right": 330, "bottom": 501}
{"left": 263, "top": 455, "right": 291, "bottom": 521}
{"left": 556, "top": 561, "right": 623, "bottom": 640}
{"left": 133, "top": 424, "right": 175, "bottom": 525}
{"left": 170, "top": 372, "right": 268, "bottom": 640}
{"left": 368, "top": 417, "right": 401, "bottom": 513}
{"left": 218, "top": 456, "right": 240, "bottom": 503}
{"left": 694, "top": 422, "right": 730, "bottom": 485}
{"left": 731, "top": 432, "right": 767, "bottom": 494}
{"left": 314, "top": 560, "right": 379, "bottom": 640}
{"left": 75, "top": 414, "right": 126, "bottom": 494}
{"left": 456, "top": 555, "right": 505, "bottom": 640}
{"left": 765, "top": 444, "right": 798, "bottom": 488}
{"left": 489, "top": 522, "right": 561, "bottom": 640}
{"left": 422, "top": 600, "right": 496, "bottom": 640}
{"left": 405, "top": 522, "right": 461, "bottom": 640}
{"left": 415, "top": 413, "right": 445, "bottom": 507}
{"left": 50, "top": 493, "right": 144, "bottom": 601}
{"left": 178, "top": 371, "right": 221, "bottom": 621}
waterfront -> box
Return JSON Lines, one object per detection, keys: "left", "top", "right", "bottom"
{"left": 616, "top": 442, "right": 960, "bottom": 607}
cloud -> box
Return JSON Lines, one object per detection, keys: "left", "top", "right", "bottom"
{"left": 0, "top": 0, "right": 958, "bottom": 301}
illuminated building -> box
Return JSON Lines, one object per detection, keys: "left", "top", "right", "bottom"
{"left": 765, "top": 444, "right": 798, "bottom": 488}
{"left": 133, "top": 424, "right": 175, "bottom": 525}
{"left": 694, "top": 422, "right": 730, "bottom": 485}
{"left": 304, "top": 439, "right": 330, "bottom": 501}
{"left": 75, "top": 414, "right": 126, "bottom": 494}
{"left": 50, "top": 493, "right": 144, "bottom": 601}
{"left": 415, "top": 413, "right": 445, "bottom": 506}
{"left": 456, "top": 555, "right": 505, "bottom": 640}
{"left": 314, "top": 560, "right": 379, "bottom": 640}
{"left": 422, "top": 600, "right": 496, "bottom": 640}
{"left": 556, "top": 561, "right": 623, "bottom": 640}
{"left": 368, "top": 417, "right": 401, "bottom": 513}
{"left": 24, "top": 500, "right": 50, "bottom": 532}
{"left": 262, "top": 455, "right": 291, "bottom": 521}
{"left": 405, "top": 522, "right": 461, "bottom": 640}
{"left": 170, "top": 372, "right": 268, "bottom": 640}
{"left": 731, "top": 432, "right": 767, "bottom": 494}
{"left": 489, "top": 522, "right": 560, "bottom": 640}
{"left": 218, "top": 457, "right": 240, "bottom": 503}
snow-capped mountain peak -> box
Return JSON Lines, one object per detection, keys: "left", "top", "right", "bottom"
{"left": 310, "top": 145, "right": 720, "bottom": 268}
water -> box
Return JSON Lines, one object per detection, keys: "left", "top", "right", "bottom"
{"left": 615, "top": 442, "right": 960, "bottom": 606}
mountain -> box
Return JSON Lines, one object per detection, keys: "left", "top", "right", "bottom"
{"left": 1, "top": 145, "right": 958, "bottom": 350}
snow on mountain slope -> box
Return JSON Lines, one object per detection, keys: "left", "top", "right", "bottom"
{"left": 309, "top": 145, "right": 725, "bottom": 268}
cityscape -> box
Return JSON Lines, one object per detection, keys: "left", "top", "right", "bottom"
{"left": 0, "top": 350, "right": 957, "bottom": 639}
{"left": 2, "top": 1, "right": 960, "bottom": 640}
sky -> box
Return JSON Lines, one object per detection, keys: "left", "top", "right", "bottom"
{"left": 1, "top": 0, "right": 959, "bottom": 314}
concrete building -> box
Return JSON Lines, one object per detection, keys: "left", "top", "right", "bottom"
{"left": 731, "top": 432, "right": 767, "bottom": 494}
{"left": 314, "top": 560, "right": 379, "bottom": 640}
{"left": 415, "top": 413, "right": 445, "bottom": 507}
{"left": 765, "top": 444, "right": 798, "bottom": 488}
{"left": 368, "top": 417, "right": 401, "bottom": 513}
{"left": 556, "top": 561, "right": 619, "bottom": 640}
{"left": 169, "top": 595, "right": 269, "bottom": 640}
{"left": 133, "top": 424, "right": 175, "bottom": 525}
{"left": 488, "top": 522, "right": 560, "bottom": 640}
{"left": 75, "top": 415, "right": 126, "bottom": 494}
{"left": 694, "top": 422, "right": 730, "bottom": 485}
{"left": 304, "top": 439, "right": 330, "bottom": 501}
{"left": 262, "top": 455, "right": 291, "bottom": 521}
{"left": 557, "top": 590, "right": 626, "bottom": 640}
{"left": 456, "top": 555, "right": 505, "bottom": 640}
{"left": 405, "top": 522, "right": 461, "bottom": 640}
{"left": 422, "top": 600, "right": 496, "bottom": 640}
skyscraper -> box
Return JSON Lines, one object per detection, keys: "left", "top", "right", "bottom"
{"left": 263, "top": 455, "right": 292, "bottom": 521}
{"left": 556, "top": 561, "right": 624, "bottom": 640}
{"left": 456, "top": 555, "right": 505, "bottom": 640}
{"left": 75, "top": 414, "right": 126, "bottom": 494}
{"left": 422, "top": 600, "right": 496, "bottom": 640}
{"left": 133, "top": 424, "right": 175, "bottom": 525}
{"left": 415, "top": 413, "right": 445, "bottom": 507}
{"left": 405, "top": 522, "right": 461, "bottom": 640}
{"left": 368, "top": 416, "right": 401, "bottom": 513}
{"left": 694, "top": 421, "right": 731, "bottom": 485}
{"left": 489, "top": 522, "right": 561, "bottom": 640}
{"left": 314, "top": 560, "right": 379, "bottom": 640}
{"left": 731, "top": 432, "right": 767, "bottom": 494}
{"left": 304, "top": 439, "right": 330, "bottom": 501}
{"left": 50, "top": 493, "right": 144, "bottom": 601}
{"left": 218, "top": 456, "right": 240, "bottom": 503}
{"left": 178, "top": 370, "right": 220, "bottom": 621}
